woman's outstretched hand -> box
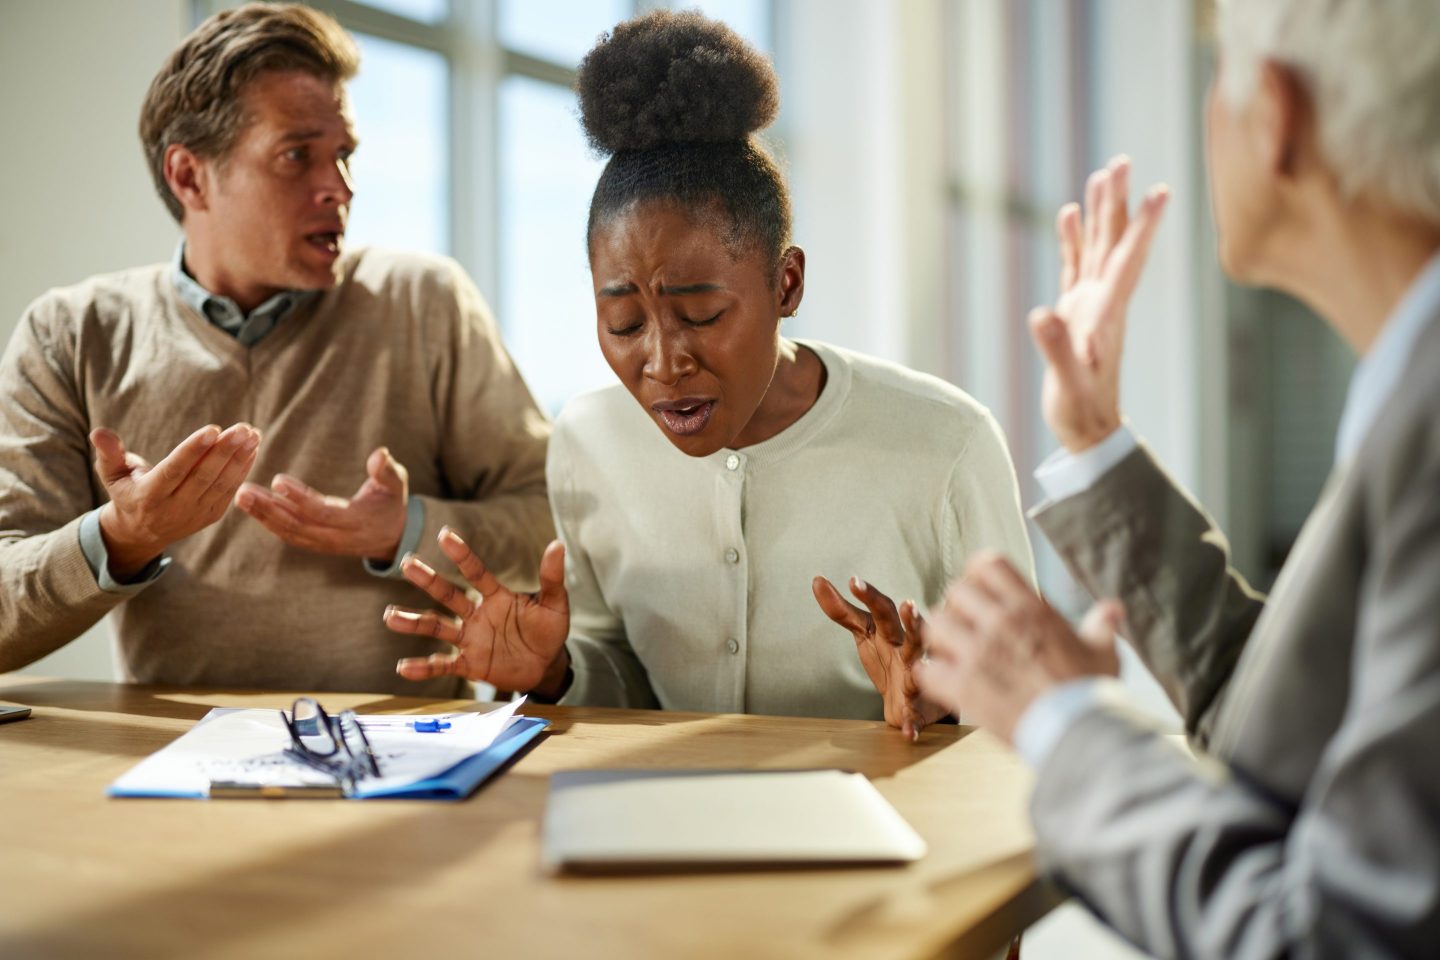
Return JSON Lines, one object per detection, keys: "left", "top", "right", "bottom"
{"left": 813, "top": 575, "right": 948, "bottom": 741}
{"left": 386, "top": 527, "right": 570, "bottom": 692}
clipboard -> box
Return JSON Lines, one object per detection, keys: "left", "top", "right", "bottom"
{"left": 108, "top": 701, "right": 547, "bottom": 801}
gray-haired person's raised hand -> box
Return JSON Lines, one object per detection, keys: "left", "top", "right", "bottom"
{"left": 92, "top": 423, "right": 261, "bottom": 580}
{"left": 1032, "top": 156, "right": 1169, "bottom": 453}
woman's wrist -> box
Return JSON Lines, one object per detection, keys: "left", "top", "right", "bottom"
{"left": 529, "top": 646, "right": 573, "bottom": 703}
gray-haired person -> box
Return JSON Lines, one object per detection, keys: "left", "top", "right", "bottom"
{"left": 917, "top": 0, "right": 1440, "bottom": 956}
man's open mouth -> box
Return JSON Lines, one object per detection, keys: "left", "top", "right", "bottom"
{"left": 306, "top": 231, "right": 343, "bottom": 254}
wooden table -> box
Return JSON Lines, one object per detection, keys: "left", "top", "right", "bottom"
{"left": 0, "top": 676, "right": 1053, "bottom": 959}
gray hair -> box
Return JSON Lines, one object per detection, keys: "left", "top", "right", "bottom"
{"left": 1218, "top": 0, "right": 1440, "bottom": 224}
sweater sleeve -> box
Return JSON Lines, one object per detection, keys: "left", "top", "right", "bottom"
{"left": 943, "top": 408, "right": 1036, "bottom": 585}
{"left": 545, "top": 418, "right": 658, "bottom": 710}
{"left": 0, "top": 298, "right": 126, "bottom": 670}
{"left": 408, "top": 261, "right": 556, "bottom": 593}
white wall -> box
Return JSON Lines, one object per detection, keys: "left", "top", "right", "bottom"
{"left": 780, "top": 1, "right": 911, "bottom": 364}
{"left": 782, "top": 0, "right": 1216, "bottom": 500}
{"left": 1088, "top": 0, "right": 1209, "bottom": 499}
{"left": 1, "top": 0, "right": 188, "bottom": 680}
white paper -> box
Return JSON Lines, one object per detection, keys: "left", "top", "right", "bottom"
{"left": 109, "top": 698, "right": 526, "bottom": 797}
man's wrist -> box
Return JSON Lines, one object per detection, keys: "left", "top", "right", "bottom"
{"left": 365, "top": 498, "right": 424, "bottom": 575}
{"left": 1058, "top": 412, "right": 1122, "bottom": 454}
{"left": 1035, "top": 422, "right": 1137, "bottom": 503}
{"left": 365, "top": 507, "right": 408, "bottom": 564}
{"left": 1013, "top": 677, "right": 1110, "bottom": 767}
{"left": 97, "top": 504, "right": 163, "bottom": 580}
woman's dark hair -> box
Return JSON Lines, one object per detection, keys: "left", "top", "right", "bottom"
{"left": 577, "top": 10, "right": 792, "bottom": 274}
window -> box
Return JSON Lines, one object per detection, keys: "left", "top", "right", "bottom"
{"left": 496, "top": 75, "right": 608, "bottom": 412}
{"left": 345, "top": 32, "right": 450, "bottom": 256}
{"left": 497, "top": 0, "right": 629, "bottom": 68}
{"left": 356, "top": 0, "right": 447, "bottom": 24}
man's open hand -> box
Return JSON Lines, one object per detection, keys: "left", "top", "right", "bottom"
{"left": 235, "top": 446, "right": 409, "bottom": 563}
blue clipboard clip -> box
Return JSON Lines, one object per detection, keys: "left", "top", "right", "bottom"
{"left": 412, "top": 719, "right": 452, "bottom": 733}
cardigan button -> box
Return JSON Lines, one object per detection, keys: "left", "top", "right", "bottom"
{"left": 725, "top": 454, "right": 740, "bottom": 471}
{"left": 726, "top": 638, "right": 740, "bottom": 655}
{"left": 724, "top": 548, "right": 739, "bottom": 564}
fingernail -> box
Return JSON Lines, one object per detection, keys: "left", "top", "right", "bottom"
{"left": 235, "top": 490, "right": 252, "bottom": 509}
{"left": 383, "top": 605, "right": 395, "bottom": 619}
{"left": 853, "top": 578, "right": 868, "bottom": 592}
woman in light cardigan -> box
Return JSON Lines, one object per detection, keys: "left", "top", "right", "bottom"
{"left": 383, "top": 10, "right": 1032, "bottom": 738}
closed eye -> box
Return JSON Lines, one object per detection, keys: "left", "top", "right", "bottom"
{"left": 605, "top": 321, "right": 643, "bottom": 336}
{"left": 684, "top": 312, "right": 723, "bottom": 328}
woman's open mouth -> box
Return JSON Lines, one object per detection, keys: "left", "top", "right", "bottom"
{"left": 653, "top": 399, "right": 715, "bottom": 436}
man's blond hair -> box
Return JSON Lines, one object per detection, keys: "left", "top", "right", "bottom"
{"left": 138, "top": 2, "right": 360, "bottom": 222}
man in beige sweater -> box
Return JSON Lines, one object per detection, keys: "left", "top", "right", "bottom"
{"left": 0, "top": 4, "right": 552, "bottom": 696}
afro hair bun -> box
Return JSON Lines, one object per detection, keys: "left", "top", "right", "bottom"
{"left": 577, "top": 10, "right": 779, "bottom": 155}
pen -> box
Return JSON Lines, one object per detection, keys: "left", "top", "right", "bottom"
{"left": 357, "top": 718, "right": 454, "bottom": 732}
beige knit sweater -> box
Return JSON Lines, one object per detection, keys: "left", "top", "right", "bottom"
{"left": 0, "top": 247, "right": 553, "bottom": 695}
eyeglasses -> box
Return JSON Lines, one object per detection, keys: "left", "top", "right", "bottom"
{"left": 279, "top": 697, "right": 381, "bottom": 796}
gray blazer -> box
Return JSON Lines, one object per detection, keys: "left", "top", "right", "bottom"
{"left": 1028, "top": 310, "right": 1440, "bottom": 958}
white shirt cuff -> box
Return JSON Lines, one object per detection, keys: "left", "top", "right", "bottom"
{"left": 78, "top": 508, "right": 171, "bottom": 595}
{"left": 1033, "top": 424, "right": 1138, "bottom": 502}
{"left": 1013, "top": 677, "right": 1129, "bottom": 767}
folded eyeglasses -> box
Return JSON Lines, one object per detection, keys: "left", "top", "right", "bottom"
{"left": 279, "top": 697, "right": 381, "bottom": 796}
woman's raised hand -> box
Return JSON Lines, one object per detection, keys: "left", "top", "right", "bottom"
{"left": 386, "top": 528, "right": 570, "bottom": 691}
{"left": 1033, "top": 155, "right": 1169, "bottom": 452}
{"left": 813, "top": 575, "right": 948, "bottom": 741}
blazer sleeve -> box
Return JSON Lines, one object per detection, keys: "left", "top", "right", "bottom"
{"left": 545, "top": 420, "right": 658, "bottom": 710}
{"left": 0, "top": 299, "right": 123, "bottom": 670}
{"left": 1031, "top": 443, "right": 1264, "bottom": 739}
{"left": 1027, "top": 433, "right": 1440, "bottom": 958}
